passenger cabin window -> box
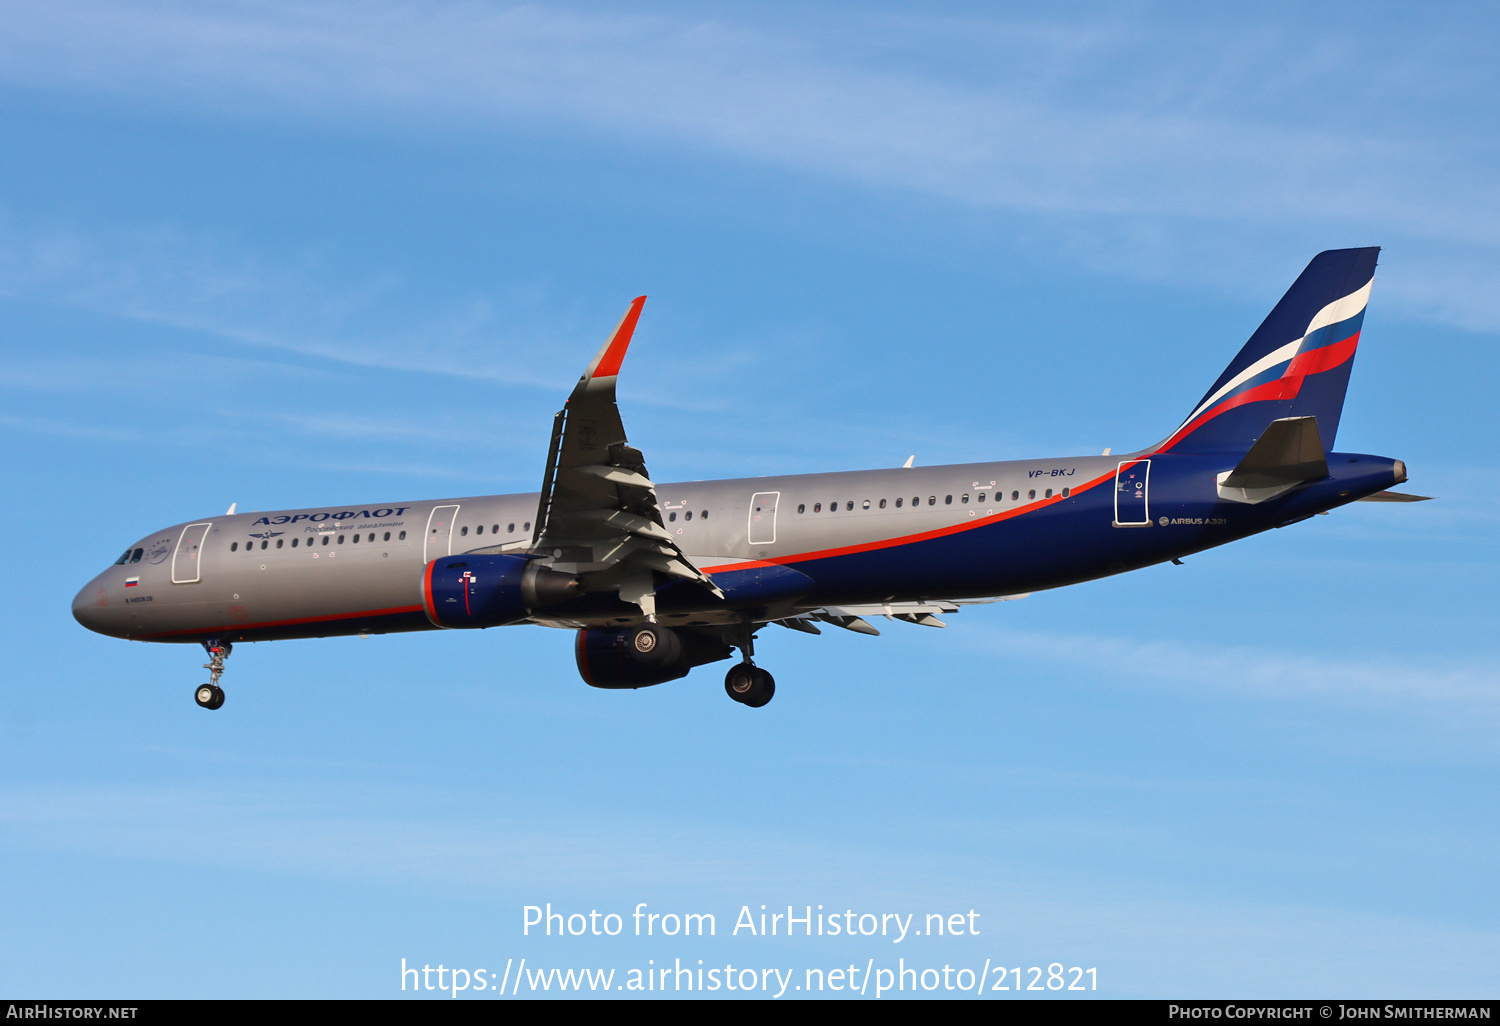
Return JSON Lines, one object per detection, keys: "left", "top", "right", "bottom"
{"left": 895, "top": 498, "right": 903, "bottom": 507}
{"left": 846, "top": 501, "right": 854, "bottom": 511}
{"left": 491, "top": 524, "right": 499, "bottom": 533}
{"left": 669, "top": 512, "right": 677, "bottom": 522}
{"left": 460, "top": 526, "right": 468, "bottom": 536}
{"left": 961, "top": 494, "right": 969, "bottom": 504}
{"left": 945, "top": 495, "right": 953, "bottom": 505}
{"left": 1062, "top": 487, "right": 1070, "bottom": 498}
{"left": 475, "top": 525, "right": 483, "bottom": 534}
{"left": 1012, "top": 491, "right": 1019, "bottom": 501}
{"left": 685, "top": 511, "right": 693, "bottom": 521}
{"left": 261, "top": 540, "right": 268, "bottom": 550}
{"left": 1045, "top": 488, "right": 1053, "bottom": 498}
{"left": 383, "top": 532, "right": 391, "bottom": 541}
{"left": 508, "top": 523, "right": 516, "bottom": 533}
{"left": 928, "top": 496, "right": 936, "bottom": 506}
{"left": 913, "top": 497, "right": 920, "bottom": 506}
{"left": 399, "top": 531, "right": 407, "bottom": 540}
{"left": 701, "top": 510, "right": 708, "bottom": 520}
{"left": 337, "top": 534, "right": 345, "bottom": 544}
{"left": 524, "top": 522, "right": 531, "bottom": 531}
{"left": 230, "top": 542, "right": 238, "bottom": 552}
{"left": 797, "top": 504, "right": 805, "bottom": 513}
{"left": 322, "top": 535, "right": 330, "bottom": 546}
{"left": 291, "top": 538, "right": 298, "bottom": 547}
{"left": 814, "top": 503, "right": 822, "bottom": 512}
{"left": 862, "top": 500, "right": 871, "bottom": 510}
{"left": 352, "top": 533, "right": 360, "bottom": 543}
{"left": 1028, "top": 490, "right": 1036, "bottom": 500}
{"left": 276, "top": 539, "right": 283, "bottom": 548}
{"left": 879, "top": 498, "right": 886, "bottom": 508}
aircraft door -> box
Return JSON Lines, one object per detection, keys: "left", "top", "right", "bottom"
{"left": 748, "top": 491, "right": 779, "bottom": 546}
{"left": 171, "top": 522, "right": 213, "bottom": 584}
{"left": 1113, "top": 460, "right": 1151, "bottom": 527}
{"left": 425, "top": 505, "right": 461, "bottom": 562}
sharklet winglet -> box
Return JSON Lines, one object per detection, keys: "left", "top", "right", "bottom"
{"left": 581, "top": 296, "right": 647, "bottom": 383}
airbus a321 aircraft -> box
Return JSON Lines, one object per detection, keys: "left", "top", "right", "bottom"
{"left": 73, "top": 247, "right": 1426, "bottom": 710}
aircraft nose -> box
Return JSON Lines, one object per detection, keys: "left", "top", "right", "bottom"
{"left": 72, "top": 579, "right": 109, "bottom": 634}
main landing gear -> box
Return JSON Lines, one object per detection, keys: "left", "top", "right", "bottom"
{"left": 195, "top": 638, "right": 230, "bottom": 710}
{"left": 723, "top": 619, "right": 775, "bottom": 708}
{"left": 724, "top": 662, "right": 775, "bottom": 708}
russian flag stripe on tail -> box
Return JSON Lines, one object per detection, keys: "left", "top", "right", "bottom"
{"left": 1158, "top": 247, "right": 1378, "bottom": 455}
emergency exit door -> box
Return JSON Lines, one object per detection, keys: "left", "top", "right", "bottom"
{"left": 1113, "top": 460, "right": 1151, "bottom": 527}
{"left": 748, "top": 492, "right": 779, "bottom": 546}
{"left": 425, "top": 505, "right": 461, "bottom": 562}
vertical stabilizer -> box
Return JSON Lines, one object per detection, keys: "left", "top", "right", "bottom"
{"left": 1158, "top": 247, "right": 1378, "bottom": 455}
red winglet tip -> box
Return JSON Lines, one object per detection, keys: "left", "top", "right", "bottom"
{"left": 592, "top": 296, "right": 646, "bottom": 379}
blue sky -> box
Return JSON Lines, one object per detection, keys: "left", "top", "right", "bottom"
{"left": 1, "top": 0, "right": 1497, "bottom": 998}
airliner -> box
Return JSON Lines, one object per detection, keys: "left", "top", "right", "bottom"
{"left": 72, "top": 247, "right": 1425, "bottom": 710}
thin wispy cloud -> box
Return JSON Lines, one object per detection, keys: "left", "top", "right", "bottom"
{"left": 972, "top": 626, "right": 1500, "bottom": 724}
{"left": 1, "top": 2, "right": 1497, "bottom": 328}
{"left": 0, "top": 220, "right": 580, "bottom": 385}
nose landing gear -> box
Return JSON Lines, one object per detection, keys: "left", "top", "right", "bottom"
{"left": 195, "top": 639, "right": 230, "bottom": 710}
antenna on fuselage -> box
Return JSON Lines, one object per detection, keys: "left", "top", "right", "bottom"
{"left": 225, "top": 502, "right": 237, "bottom": 515}
{"left": 902, "top": 455, "right": 915, "bottom": 469}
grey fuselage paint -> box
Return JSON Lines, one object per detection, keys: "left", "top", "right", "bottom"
{"left": 71, "top": 451, "right": 1400, "bottom": 645}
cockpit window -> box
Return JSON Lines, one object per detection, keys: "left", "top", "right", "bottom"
{"left": 130, "top": 548, "right": 143, "bottom": 563}
{"left": 114, "top": 549, "right": 133, "bottom": 565}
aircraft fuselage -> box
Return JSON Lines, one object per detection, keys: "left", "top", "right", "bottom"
{"left": 72, "top": 450, "right": 1403, "bottom": 646}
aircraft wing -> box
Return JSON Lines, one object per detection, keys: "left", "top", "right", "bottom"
{"left": 525, "top": 297, "right": 721, "bottom": 615}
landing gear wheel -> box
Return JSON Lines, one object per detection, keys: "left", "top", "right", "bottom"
{"left": 724, "top": 663, "right": 775, "bottom": 707}
{"left": 626, "top": 624, "right": 681, "bottom": 668}
{"left": 195, "top": 684, "right": 225, "bottom": 710}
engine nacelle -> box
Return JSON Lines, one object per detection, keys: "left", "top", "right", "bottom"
{"left": 575, "top": 625, "right": 733, "bottom": 689}
{"left": 422, "top": 554, "right": 580, "bottom": 629}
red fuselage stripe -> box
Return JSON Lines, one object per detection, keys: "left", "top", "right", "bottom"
{"left": 700, "top": 468, "right": 1118, "bottom": 574}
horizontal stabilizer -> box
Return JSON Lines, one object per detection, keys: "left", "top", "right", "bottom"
{"left": 1358, "top": 490, "right": 1432, "bottom": 502}
{"left": 1223, "top": 417, "right": 1328, "bottom": 489}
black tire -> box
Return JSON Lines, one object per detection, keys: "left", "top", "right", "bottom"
{"left": 195, "top": 685, "right": 216, "bottom": 709}
{"left": 207, "top": 686, "right": 225, "bottom": 711}
{"left": 724, "top": 662, "right": 756, "bottom": 702}
{"left": 742, "top": 668, "right": 776, "bottom": 708}
{"left": 627, "top": 624, "right": 681, "bottom": 668}
{"left": 724, "top": 664, "right": 775, "bottom": 707}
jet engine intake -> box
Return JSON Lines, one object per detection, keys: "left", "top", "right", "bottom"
{"left": 422, "top": 554, "right": 580, "bottom": 629}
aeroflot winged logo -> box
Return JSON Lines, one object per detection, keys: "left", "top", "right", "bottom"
{"left": 251, "top": 507, "right": 412, "bottom": 526}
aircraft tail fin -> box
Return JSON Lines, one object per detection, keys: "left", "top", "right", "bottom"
{"left": 1157, "top": 247, "right": 1379, "bottom": 455}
